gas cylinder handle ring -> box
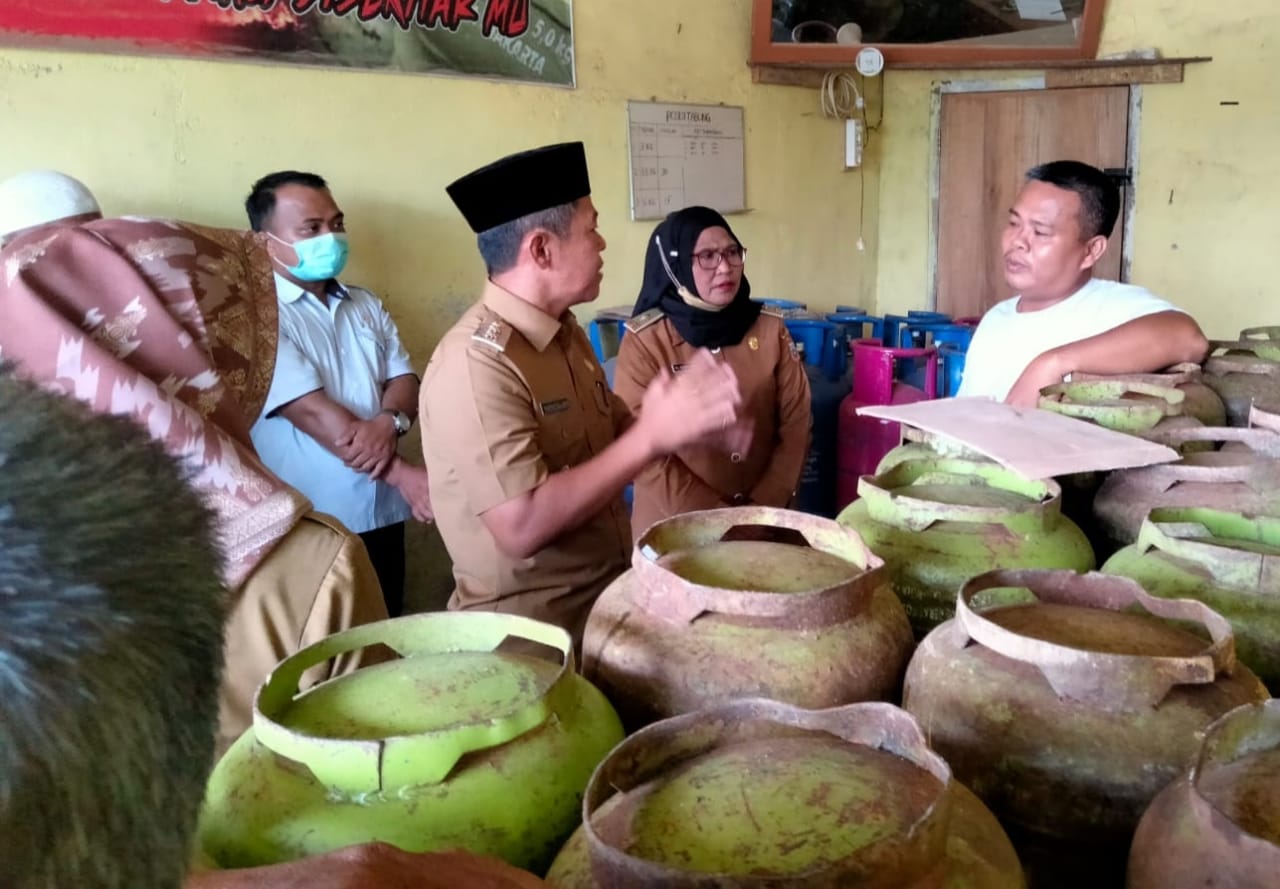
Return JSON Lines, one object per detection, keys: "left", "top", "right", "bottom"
{"left": 631, "top": 506, "right": 885, "bottom": 625}
{"left": 956, "top": 569, "right": 1236, "bottom": 712}
{"left": 1179, "top": 700, "right": 1280, "bottom": 869}
{"left": 1205, "top": 352, "right": 1280, "bottom": 376}
{"left": 251, "top": 612, "right": 574, "bottom": 795}
{"left": 1249, "top": 404, "right": 1280, "bottom": 433}
{"left": 1147, "top": 425, "right": 1280, "bottom": 458}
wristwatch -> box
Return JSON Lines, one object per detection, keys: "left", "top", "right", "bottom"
{"left": 384, "top": 409, "right": 412, "bottom": 437}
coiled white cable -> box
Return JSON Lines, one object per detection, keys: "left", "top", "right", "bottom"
{"left": 820, "top": 70, "right": 863, "bottom": 119}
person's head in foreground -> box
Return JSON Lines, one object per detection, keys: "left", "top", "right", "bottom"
{"left": 0, "top": 169, "right": 102, "bottom": 246}
{"left": 0, "top": 367, "right": 226, "bottom": 889}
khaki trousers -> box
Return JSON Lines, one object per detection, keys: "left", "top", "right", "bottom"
{"left": 217, "top": 512, "right": 390, "bottom": 755}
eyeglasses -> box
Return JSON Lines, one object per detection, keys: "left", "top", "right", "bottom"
{"left": 691, "top": 245, "right": 747, "bottom": 270}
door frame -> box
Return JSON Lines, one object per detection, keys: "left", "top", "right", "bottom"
{"left": 926, "top": 76, "right": 1142, "bottom": 311}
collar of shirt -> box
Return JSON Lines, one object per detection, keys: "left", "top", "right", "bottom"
{"left": 273, "top": 272, "right": 350, "bottom": 306}
{"left": 481, "top": 280, "right": 565, "bottom": 353}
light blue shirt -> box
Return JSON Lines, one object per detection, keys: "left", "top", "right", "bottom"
{"left": 251, "top": 274, "right": 416, "bottom": 534}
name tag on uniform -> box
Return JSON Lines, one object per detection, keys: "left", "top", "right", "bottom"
{"left": 540, "top": 398, "right": 571, "bottom": 416}
{"left": 670, "top": 363, "right": 688, "bottom": 374}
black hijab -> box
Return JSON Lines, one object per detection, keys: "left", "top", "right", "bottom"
{"left": 632, "top": 206, "right": 761, "bottom": 349}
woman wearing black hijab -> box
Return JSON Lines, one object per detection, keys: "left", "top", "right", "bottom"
{"left": 614, "top": 206, "right": 811, "bottom": 538}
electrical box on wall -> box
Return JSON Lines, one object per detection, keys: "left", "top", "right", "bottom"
{"left": 845, "top": 118, "right": 864, "bottom": 169}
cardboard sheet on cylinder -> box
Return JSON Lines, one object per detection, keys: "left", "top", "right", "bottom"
{"left": 858, "top": 397, "right": 1180, "bottom": 480}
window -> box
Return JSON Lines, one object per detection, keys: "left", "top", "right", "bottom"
{"left": 753, "top": 0, "right": 1107, "bottom": 67}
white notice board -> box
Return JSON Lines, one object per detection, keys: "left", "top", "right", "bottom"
{"left": 627, "top": 100, "right": 746, "bottom": 221}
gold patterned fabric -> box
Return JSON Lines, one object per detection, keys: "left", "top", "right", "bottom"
{"left": 0, "top": 217, "right": 308, "bottom": 588}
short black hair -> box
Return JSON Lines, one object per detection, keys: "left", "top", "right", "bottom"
{"left": 245, "top": 170, "right": 328, "bottom": 232}
{"left": 476, "top": 201, "right": 576, "bottom": 276}
{"left": 1026, "top": 160, "right": 1121, "bottom": 240}
{"left": 0, "top": 368, "right": 226, "bottom": 888}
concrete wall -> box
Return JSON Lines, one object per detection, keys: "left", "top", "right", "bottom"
{"left": 0, "top": 0, "right": 872, "bottom": 608}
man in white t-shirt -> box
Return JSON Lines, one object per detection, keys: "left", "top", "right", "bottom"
{"left": 957, "top": 160, "right": 1208, "bottom": 406}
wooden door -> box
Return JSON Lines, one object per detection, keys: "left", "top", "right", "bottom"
{"left": 935, "top": 86, "right": 1131, "bottom": 318}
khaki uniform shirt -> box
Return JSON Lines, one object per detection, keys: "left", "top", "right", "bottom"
{"left": 613, "top": 309, "right": 812, "bottom": 539}
{"left": 420, "top": 282, "right": 632, "bottom": 645}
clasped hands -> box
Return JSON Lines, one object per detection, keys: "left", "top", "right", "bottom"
{"left": 334, "top": 413, "right": 398, "bottom": 479}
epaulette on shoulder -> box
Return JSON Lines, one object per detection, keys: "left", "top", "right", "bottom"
{"left": 470, "top": 311, "right": 512, "bottom": 352}
{"left": 625, "top": 308, "right": 665, "bottom": 334}
{"left": 760, "top": 305, "right": 787, "bottom": 319}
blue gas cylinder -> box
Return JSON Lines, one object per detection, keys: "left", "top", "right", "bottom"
{"left": 587, "top": 305, "right": 633, "bottom": 363}
{"left": 884, "top": 311, "right": 951, "bottom": 351}
{"left": 898, "top": 320, "right": 973, "bottom": 394}
{"left": 896, "top": 320, "right": 968, "bottom": 348}
{"left": 827, "top": 312, "right": 886, "bottom": 353}
{"left": 752, "top": 297, "right": 811, "bottom": 319}
{"left": 939, "top": 343, "right": 968, "bottom": 397}
{"left": 826, "top": 312, "right": 885, "bottom": 390}
{"left": 786, "top": 319, "right": 845, "bottom": 377}
{"left": 785, "top": 319, "right": 849, "bottom": 518}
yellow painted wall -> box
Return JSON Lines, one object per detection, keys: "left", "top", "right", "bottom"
{"left": 0, "top": 0, "right": 870, "bottom": 607}
{"left": 873, "top": 0, "right": 1280, "bottom": 339}
{"left": 0, "top": 0, "right": 870, "bottom": 355}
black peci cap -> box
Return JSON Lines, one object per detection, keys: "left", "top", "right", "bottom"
{"left": 446, "top": 141, "right": 591, "bottom": 234}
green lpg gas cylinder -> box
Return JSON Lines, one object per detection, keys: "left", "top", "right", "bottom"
{"left": 1038, "top": 379, "right": 1204, "bottom": 445}
{"left": 1204, "top": 328, "right": 1280, "bottom": 426}
{"left": 1103, "top": 507, "right": 1280, "bottom": 692}
{"left": 582, "top": 506, "right": 913, "bottom": 731}
{"left": 198, "top": 613, "right": 623, "bottom": 874}
{"left": 1128, "top": 700, "right": 1280, "bottom": 889}
{"left": 876, "top": 426, "right": 989, "bottom": 474}
{"left": 837, "top": 457, "right": 1094, "bottom": 635}
{"left": 1071, "top": 364, "right": 1227, "bottom": 428}
{"left": 544, "top": 699, "right": 1026, "bottom": 888}
{"left": 904, "top": 569, "right": 1268, "bottom": 888}
{"left": 1092, "top": 427, "right": 1280, "bottom": 550}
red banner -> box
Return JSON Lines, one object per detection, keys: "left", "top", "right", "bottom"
{"left": 0, "top": 0, "right": 574, "bottom": 86}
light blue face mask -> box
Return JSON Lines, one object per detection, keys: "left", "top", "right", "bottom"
{"left": 270, "top": 232, "right": 349, "bottom": 282}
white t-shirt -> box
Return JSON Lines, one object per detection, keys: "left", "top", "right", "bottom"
{"left": 956, "top": 278, "right": 1183, "bottom": 401}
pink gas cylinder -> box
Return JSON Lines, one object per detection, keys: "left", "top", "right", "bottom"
{"left": 835, "top": 339, "right": 938, "bottom": 511}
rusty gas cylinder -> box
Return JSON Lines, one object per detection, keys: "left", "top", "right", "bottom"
{"left": 836, "top": 458, "right": 1094, "bottom": 635}
{"left": 1036, "top": 377, "right": 1207, "bottom": 555}
{"left": 544, "top": 699, "right": 1026, "bottom": 889}
{"left": 903, "top": 569, "right": 1268, "bottom": 888}
{"left": 1237, "top": 325, "right": 1280, "bottom": 360}
{"left": 1128, "top": 700, "right": 1280, "bottom": 889}
{"left": 1204, "top": 329, "right": 1280, "bottom": 426}
{"left": 582, "top": 507, "right": 913, "bottom": 730}
{"left": 1038, "top": 379, "right": 1205, "bottom": 448}
{"left": 1071, "top": 364, "right": 1227, "bottom": 428}
{"left": 1103, "top": 507, "right": 1280, "bottom": 692}
{"left": 1092, "top": 426, "right": 1280, "bottom": 550}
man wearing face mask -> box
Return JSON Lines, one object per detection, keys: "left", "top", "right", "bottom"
{"left": 247, "top": 171, "right": 432, "bottom": 617}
